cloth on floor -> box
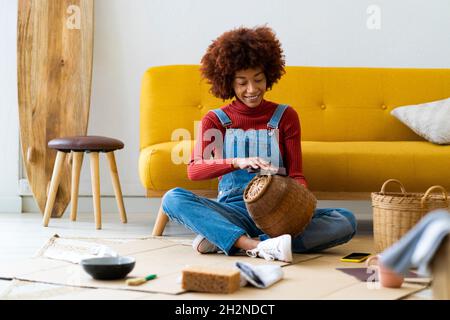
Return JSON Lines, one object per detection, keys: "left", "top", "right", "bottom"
{"left": 380, "top": 210, "right": 450, "bottom": 276}
{"left": 412, "top": 215, "right": 450, "bottom": 275}
{"left": 36, "top": 238, "right": 118, "bottom": 264}
{"left": 235, "top": 261, "right": 283, "bottom": 289}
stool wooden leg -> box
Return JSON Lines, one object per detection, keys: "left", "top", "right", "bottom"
{"left": 152, "top": 205, "right": 169, "bottom": 236}
{"left": 70, "top": 152, "right": 84, "bottom": 222}
{"left": 106, "top": 152, "right": 127, "bottom": 224}
{"left": 43, "top": 151, "right": 66, "bottom": 227}
{"left": 89, "top": 152, "right": 102, "bottom": 230}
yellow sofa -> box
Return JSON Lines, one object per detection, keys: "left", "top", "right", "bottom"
{"left": 139, "top": 65, "right": 450, "bottom": 199}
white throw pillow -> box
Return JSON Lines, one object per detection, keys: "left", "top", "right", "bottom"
{"left": 391, "top": 97, "right": 450, "bottom": 145}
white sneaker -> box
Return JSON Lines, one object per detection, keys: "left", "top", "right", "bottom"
{"left": 246, "top": 234, "right": 293, "bottom": 262}
{"left": 192, "top": 235, "right": 219, "bottom": 254}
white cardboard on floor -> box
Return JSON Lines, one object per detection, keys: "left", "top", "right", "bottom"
{"left": 0, "top": 235, "right": 427, "bottom": 299}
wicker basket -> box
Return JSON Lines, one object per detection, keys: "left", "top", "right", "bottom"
{"left": 243, "top": 175, "right": 317, "bottom": 238}
{"left": 372, "top": 179, "right": 449, "bottom": 252}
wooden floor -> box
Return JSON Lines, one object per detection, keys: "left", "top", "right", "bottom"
{"left": 0, "top": 211, "right": 431, "bottom": 300}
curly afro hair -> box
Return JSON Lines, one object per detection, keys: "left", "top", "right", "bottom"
{"left": 200, "top": 26, "right": 285, "bottom": 100}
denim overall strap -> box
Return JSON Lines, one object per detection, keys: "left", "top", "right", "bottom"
{"left": 265, "top": 104, "right": 288, "bottom": 168}
{"left": 267, "top": 104, "right": 289, "bottom": 129}
{"left": 212, "top": 109, "right": 232, "bottom": 128}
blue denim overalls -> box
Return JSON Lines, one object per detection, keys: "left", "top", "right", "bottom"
{"left": 162, "top": 105, "right": 357, "bottom": 255}
{"left": 214, "top": 104, "right": 287, "bottom": 204}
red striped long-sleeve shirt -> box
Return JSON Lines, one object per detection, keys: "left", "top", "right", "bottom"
{"left": 187, "top": 99, "right": 308, "bottom": 188}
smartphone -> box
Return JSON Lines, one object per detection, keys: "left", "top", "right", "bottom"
{"left": 340, "top": 252, "right": 371, "bottom": 263}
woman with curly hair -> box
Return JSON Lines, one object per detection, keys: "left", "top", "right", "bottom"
{"left": 161, "top": 26, "right": 357, "bottom": 262}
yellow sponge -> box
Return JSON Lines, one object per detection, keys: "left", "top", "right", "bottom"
{"left": 181, "top": 265, "right": 241, "bottom": 294}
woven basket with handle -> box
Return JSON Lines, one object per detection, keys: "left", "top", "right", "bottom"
{"left": 243, "top": 174, "right": 317, "bottom": 238}
{"left": 372, "top": 179, "right": 449, "bottom": 252}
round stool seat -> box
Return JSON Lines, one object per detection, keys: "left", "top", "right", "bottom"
{"left": 48, "top": 136, "right": 124, "bottom": 152}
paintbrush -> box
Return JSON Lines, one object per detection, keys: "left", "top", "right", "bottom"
{"left": 126, "top": 274, "right": 157, "bottom": 286}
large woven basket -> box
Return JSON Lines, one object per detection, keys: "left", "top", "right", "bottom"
{"left": 243, "top": 175, "right": 317, "bottom": 238}
{"left": 372, "top": 179, "right": 449, "bottom": 252}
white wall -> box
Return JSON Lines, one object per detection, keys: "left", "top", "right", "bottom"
{"left": 1, "top": 0, "right": 450, "bottom": 212}
{"left": 0, "top": 0, "right": 20, "bottom": 212}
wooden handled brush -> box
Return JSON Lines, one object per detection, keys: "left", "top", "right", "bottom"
{"left": 126, "top": 274, "right": 157, "bottom": 286}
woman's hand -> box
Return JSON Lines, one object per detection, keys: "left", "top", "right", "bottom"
{"left": 231, "top": 157, "right": 276, "bottom": 171}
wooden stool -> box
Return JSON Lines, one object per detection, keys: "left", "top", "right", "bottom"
{"left": 152, "top": 205, "right": 169, "bottom": 236}
{"left": 43, "top": 136, "right": 127, "bottom": 229}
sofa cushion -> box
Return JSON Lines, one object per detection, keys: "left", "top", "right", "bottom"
{"left": 302, "top": 141, "right": 450, "bottom": 192}
{"left": 139, "top": 141, "right": 450, "bottom": 193}
{"left": 391, "top": 97, "right": 450, "bottom": 145}
{"left": 139, "top": 141, "right": 218, "bottom": 191}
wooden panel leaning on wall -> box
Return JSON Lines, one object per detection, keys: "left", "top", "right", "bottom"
{"left": 18, "top": 0, "right": 94, "bottom": 217}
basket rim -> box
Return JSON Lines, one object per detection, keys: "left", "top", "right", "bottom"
{"left": 371, "top": 191, "right": 448, "bottom": 199}
{"left": 243, "top": 175, "right": 273, "bottom": 204}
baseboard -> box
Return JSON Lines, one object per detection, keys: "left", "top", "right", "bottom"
{"left": 18, "top": 179, "right": 146, "bottom": 197}
{"left": 0, "top": 196, "right": 22, "bottom": 213}
{"left": 21, "top": 196, "right": 163, "bottom": 214}
{"left": 15, "top": 196, "right": 374, "bottom": 233}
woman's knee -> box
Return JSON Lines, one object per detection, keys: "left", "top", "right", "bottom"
{"left": 292, "top": 208, "right": 357, "bottom": 253}
{"left": 334, "top": 208, "right": 358, "bottom": 236}
{"left": 161, "top": 187, "right": 194, "bottom": 216}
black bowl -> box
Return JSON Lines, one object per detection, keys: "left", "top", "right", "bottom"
{"left": 80, "top": 256, "right": 135, "bottom": 280}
